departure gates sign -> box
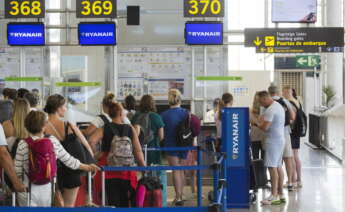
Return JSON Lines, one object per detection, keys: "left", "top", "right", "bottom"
{"left": 184, "top": 0, "right": 224, "bottom": 17}
{"left": 245, "top": 28, "right": 344, "bottom": 53}
{"left": 5, "top": 0, "right": 45, "bottom": 18}
{"left": 76, "top": 0, "right": 116, "bottom": 18}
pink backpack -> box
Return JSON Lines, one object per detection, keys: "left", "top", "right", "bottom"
{"left": 25, "top": 137, "right": 57, "bottom": 185}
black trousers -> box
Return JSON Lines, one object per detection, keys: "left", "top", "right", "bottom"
{"left": 251, "top": 141, "right": 265, "bottom": 160}
{"left": 105, "top": 178, "right": 135, "bottom": 207}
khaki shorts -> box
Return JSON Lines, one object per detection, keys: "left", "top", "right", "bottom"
{"left": 283, "top": 132, "right": 293, "bottom": 158}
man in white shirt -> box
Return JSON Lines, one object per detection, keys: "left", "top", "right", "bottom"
{"left": 268, "top": 85, "right": 296, "bottom": 192}
{"left": 0, "top": 124, "right": 26, "bottom": 192}
{"left": 255, "top": 91, "right": 285, "bottom": 205}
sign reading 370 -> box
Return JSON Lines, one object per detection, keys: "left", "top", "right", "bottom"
{"left": 184, "top": 0, "right": 224, "bottom": 17}
{"left": 76, "top": 0, "right": 116, "bottom": 18}
{"left": 5, "top": 0, "right": 45, "bottom": 18}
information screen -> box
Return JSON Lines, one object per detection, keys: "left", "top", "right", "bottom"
{"left": 272, "top": 0, "right": 317, "bottom": 23}
{"left": 185, "top": 22, "right": 223, "bottom": 45}
{"left": 78, "top": 22, "right": 116, "bottom": 45}
{"left": 7, "top": 23, "right": 45, "bottom": 46}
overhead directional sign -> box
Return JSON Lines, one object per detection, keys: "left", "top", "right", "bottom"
{"left": 245, "top": 28, "right": 344, "bottom": 53}
{"left": 296, "top": 55, "right": 320, "bottom": 68}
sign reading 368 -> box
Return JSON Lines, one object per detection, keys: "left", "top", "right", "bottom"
{"left": 184, "top": 0, "right": 224, "bottom": 17}
{"left": 76, "top": 0, "right": 116, "bottom": 18}
{"left": 5, "top": 0, "right": 45, "bottom": 18}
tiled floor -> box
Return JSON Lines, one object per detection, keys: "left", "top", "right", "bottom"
{"left": 233, "top": 143, "right": 344, "bottom": 212}
{"left": 166, "top": 142, "right": 344, "bottom": 212}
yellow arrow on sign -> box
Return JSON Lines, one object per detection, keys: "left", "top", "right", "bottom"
{"left": 253, "top": 37, "right": 262, "bottom": 46}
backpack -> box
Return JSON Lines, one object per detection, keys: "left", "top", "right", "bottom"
{"left": 275, "top": 98, "right": 291, "bottom": 126}
{"left": 98, "top": 114, "right": 110, "bottom": 125}
{"left": 135, "top": 113, "right": 154, "bottom": 146}
{"left": 25, "top": 137, "right": 57, "bottom": 185}
{"left": 60, "top": 122, "right": 95, "bottom": 175}
{"left": 176, "top": 112, "right": 193, "bottom": 147}
{"left": 136, "top": 176, "right": 163, "bottom": 208}
{"left": 290, "top": 101, "right": 307, "bottom": 137}
{"left": 107, "top": 125, "right": 135, "bottom": 167}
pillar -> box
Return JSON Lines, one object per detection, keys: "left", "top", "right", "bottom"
{"left": 326, "top": 0, "right": 343, "bottom": 106}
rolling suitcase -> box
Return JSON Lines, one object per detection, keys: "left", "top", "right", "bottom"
{"left": 251, "top": 159, "right": 268, "bottom": 189}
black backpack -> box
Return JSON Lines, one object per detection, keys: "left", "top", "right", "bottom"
{"left": 290, "top": 101, "right": 307, "bottom": 137}
{"left": 176, "top": 112, "right": 193, "bottom": 147}
{"left": 275, "top": 98, "right": 291, "bottom": 126}
{"left": 99, "top": 114, "right": 110, "bottom": 125}
{"left": 135, "top": 113, "right": 154, "bottom": 146}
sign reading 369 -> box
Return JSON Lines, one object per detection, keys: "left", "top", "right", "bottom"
{"left": 5, "top": 0, "right": 45, "bottom": 18}
{"left": 76, "top": 0, "right": 116, "bottom": 18}
{"left": 184, "top": 0, "right": 224, "bottom": 17}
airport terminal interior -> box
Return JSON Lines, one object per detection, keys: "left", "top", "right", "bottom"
{"left": 0, "top": 0, "right": 345, "bottom": 211}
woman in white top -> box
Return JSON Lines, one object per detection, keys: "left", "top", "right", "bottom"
{"left": 15, "top": 110, "right": 99, "bottom": 207}
{"left": 83, "top": 93, "right": 130, "bottom": 138}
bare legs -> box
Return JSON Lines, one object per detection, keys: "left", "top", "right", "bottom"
{"left": 293, "top": 149, "right": 302, "bottom": 184}
{"left": 283, "top": 157, "right": 295, "bottom": 186}
{"left": 167, "top": 156, "right": 185, "bottom": 201}
{"left": 62, "top": 187, "right": 79, "bottom": 207}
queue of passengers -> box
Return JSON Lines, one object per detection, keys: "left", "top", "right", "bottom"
{"left": 0, "top": 88, "right": 201, "bottom": 207}
{"left": 0, "top": 85, "right": 304, "bottom": 207}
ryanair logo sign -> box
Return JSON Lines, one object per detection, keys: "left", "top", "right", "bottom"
{"left": 232, "top": 113, "right": 239, "bottom": 160}
{"left": 9, "top": 32, "right": 43, "bottom": 38}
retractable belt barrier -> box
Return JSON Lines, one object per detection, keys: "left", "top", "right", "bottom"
{"left": 1, "top": 146, "right": 227, "bottom": 212}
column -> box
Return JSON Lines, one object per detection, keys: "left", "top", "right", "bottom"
{"left": 326, "top": 0, "right": 343, "bottom": 106}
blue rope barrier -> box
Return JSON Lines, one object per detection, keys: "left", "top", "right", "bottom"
{"left": 102, "top": 165, "right": 209, "bottom": 172}
{"left": 145, "top": 146, "right": 198, "bottom": 152}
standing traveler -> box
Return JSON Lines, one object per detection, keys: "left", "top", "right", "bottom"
{"left": 3, "top": 98, "right": 30, "bottom": 151}
{"left": 14, "top": 111, "right": 99, "bottom": 207}
{"left": 24, "top": 92, "right": 40, "bottom": 111}
{"left": 132, "top": 95, "right": 164, "bottom": 165}
{"left": 215, "top": 93, "right": 234, "bottom": 151}
{"left": 0, "top": 123, "right": 26, "bottom": 192}
{"left": 44, "top": 94, "right": 95, "bottom": 207}
{"left": 254, "top": 91, "right": 285, "bottom": 205}
{"left": 124, "top": 95, "right": 137, "bottom": 122}
{"left": 283, "top": 86, "right": 305, "bottom": 188}
{"left": 0, "top": 88, "right": 17, "bottom": 123}
{"left": 250, "top": 92, "right": 266, "bottom": 159}
{"left": 204, "top": 98, "right": 221, "bottom": 123}
{"left": 268, "top": 85, "right": 296, "bottom": 192}
{"left": 89, "top": 102, "right": 146, "bottom": 207}
{"left": 83, "top": 93, "right": 130, "bottom": 138}
{"left": 161, "top": 89, "right": 189, "bottom": 206}
{"left": 17, "top": 88, "right": 30, "bottom": 99}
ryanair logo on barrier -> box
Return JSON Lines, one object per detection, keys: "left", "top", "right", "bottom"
{"left": 232, "top": 113, "right": 239, "bottom": 160}
{"left": 9, "top": 32, "right": 43, "bottom": 38}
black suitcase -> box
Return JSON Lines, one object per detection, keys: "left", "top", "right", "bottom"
{"left": 251, "top": 159, "right": 268, "bottom": 188}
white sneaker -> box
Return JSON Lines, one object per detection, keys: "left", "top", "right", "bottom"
{"left": 261, "top": 195, "right": 281, "bottom": 205}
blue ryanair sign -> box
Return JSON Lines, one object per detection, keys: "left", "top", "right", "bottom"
{"left": 78, "top": 22, "right": 116, "bottom": 46}
{"left": 185, "top": 21, "right": 223, "bottom": 45}
{"left": 7, "top": 23, "right": 45, "bottom": 46}
{"left": 222, "top": 107, "right": 250, "bottom": 167}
